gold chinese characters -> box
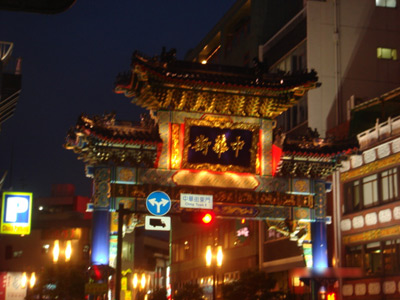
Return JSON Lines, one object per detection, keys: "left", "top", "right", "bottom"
{"left": 190, "top": 134, "right": 245, "bottom": 159}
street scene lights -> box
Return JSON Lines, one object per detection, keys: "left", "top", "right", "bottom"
{"left": 52, "top": 240, "right": 73, "bottom": 263}
{"left": 21, "top": 272, "right": 36, "bottom": 289}
{"left": 205, "top": 245, "right": 223, "bottom": 300}
{"left": 132, "top": 272, "right": 149, "bottom": 300}
{"left": 22, "top": 272, "right": 37, "bottom": 300}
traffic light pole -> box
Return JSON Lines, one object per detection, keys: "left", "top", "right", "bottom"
{"left": 115, "top": 204, "right": 149, "bottom": 300}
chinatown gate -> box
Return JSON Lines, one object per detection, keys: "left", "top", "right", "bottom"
{"left": 65, "top": 51, "right": 344, "bottom": 298}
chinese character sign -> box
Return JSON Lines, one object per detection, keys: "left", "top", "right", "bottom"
{"left": 182, "top": 119, "right": 259, "bottom": 173}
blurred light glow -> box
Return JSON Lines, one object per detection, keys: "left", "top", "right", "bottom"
{"left": 140, "top": 273, "right": 146, "bottom": 289}
{"left": 29, "top": 272, "right": 36, "bottom": 288}
{"left": 53, "top": 240, "right": 59, "bottom": 263}
{"left": 216, "top": 246, "right": 223, "bottom": 267}
{"left": 133, "top": 273, "right": 138, "bottom": 289}
{"left": 65, "top": 240, "right": 72, "bottom": 262}
{"left": 21, "top": 272, "right": 27, "bottom": 288}
{"left": 205, "top": 245, "right": 212, "bottom": 266}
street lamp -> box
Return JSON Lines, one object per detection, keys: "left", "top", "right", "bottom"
{"left": 22, "top": 272, "right": 37, "bottom": 300}
{"left": 52, "top": 240, "right": 73, "bottom": 263}
{"left": 132, "top": 272, "right": 149, "bottom": 300}
{"left": 205, "top": 245, "right": 223, "bottom": 300}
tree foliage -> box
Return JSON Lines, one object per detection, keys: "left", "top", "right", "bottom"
{"left": 174, "top": 283, "right": 203, "bottom": 300}
{"left": 27, "top": 264, "right": 86, "bottom": 300}
{"left": 149, "top": 288, "right": 167, "bottom": 300}
{"left": 222, "top": 269, "right": 277, "bottom": 300}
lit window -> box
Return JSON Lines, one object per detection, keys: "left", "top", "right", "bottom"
{"left": 42, "top": 244, "right": 50, "bottom": 254}
{"left": 381, "top": 168, "right": 398, "bottom": 201}
{"left": 376, "top": 0, "right": 396, "bottom": 7}
{"left": 363, "top": 174, "right": 379, "bottom": 207}
{"left": 377, "top": 47, "right": 397, "bottom": 60}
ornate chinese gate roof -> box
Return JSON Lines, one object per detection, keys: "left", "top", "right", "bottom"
{"left": 114, "top": 51, "right": 319, "bottom": 119}
{"left": 275, "top": 128, "right": 358, "bottom": 178}
{"left": 64, "top": 113, "right": 162, "bottom": 167}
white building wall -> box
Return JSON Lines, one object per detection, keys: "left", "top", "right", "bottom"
{"left": 307, "top": 0, "right": 400, "bottom": 136}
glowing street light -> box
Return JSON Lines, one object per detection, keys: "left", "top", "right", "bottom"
{"left": 65, "top": 240, "right": 72, "bottom": 262}
{"left": 29, "top": 272, "right": 36, "bottom": 288}
{"left": 53, "top": 240, "right": 60, "bottom": 263}
{"left": 205, "top": 245, "right": 223, "bottom": 300}
{"left": 21, "top": 272, "right": 27, "bottom": 288}
{"left": 52, "top": 240, "right": 72, "bottom": 263}
{"left": 216, "top": 246, "right": 223, "bottom": 267}
{"left": 205, "top": 246, "right": 212, "bottom": 267}
{"left": 132, "top": 273, "right": 138, "bottom": 289}
{"left": 140, "top": 273, "right": 146, "bottom": 290}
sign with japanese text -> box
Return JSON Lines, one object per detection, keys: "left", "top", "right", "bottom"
{"left": 1, "top": 192, "right": 33, "bottom": 235}
{"left": 0, "top": 272, "right": 27, "bottom": 300}
{"left": 180, "top": 193, "right": 213, "bottom": 209}
{"left": 182, "top": 118, "right": 259, "bottom": 173}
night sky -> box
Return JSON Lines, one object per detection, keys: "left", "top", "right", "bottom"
{"left": 0, "top": 1, "right": 235, "bottom": 198}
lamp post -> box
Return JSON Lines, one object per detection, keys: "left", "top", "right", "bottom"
{"left": 205, "top": 245, "right": 223, "bottom": 300}
{"left": 132, "top": 272, "right": 148, "bottom": 300}
{"left": 22, "top": 272, "right": 36, "bottom": 300}
{"left": 52, "top": 240, "right": 73, "bottom": 263}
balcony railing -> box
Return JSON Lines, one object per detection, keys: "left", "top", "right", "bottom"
{"left": 357, "top": 116, "right": 400, "bottom": 150}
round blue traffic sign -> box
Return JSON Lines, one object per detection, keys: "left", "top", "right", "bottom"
{"left": 146, "top": 191, "right": 171, "bottom": 216}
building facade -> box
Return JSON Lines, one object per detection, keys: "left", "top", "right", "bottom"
{"left": 336, "top": 88, "right": 400, "bottom": 299}
{"left": 187, "top": 0, "right": 400, "bottom": 139}
{"left": 0, "top": 184, "right": 92, "bottom": 273}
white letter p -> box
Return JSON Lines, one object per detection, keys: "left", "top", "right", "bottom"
{"left": 5, "top": 197, "right": 29, "bottom": 222}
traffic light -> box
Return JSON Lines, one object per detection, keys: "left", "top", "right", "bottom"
{"left": 327, "top": 292, "right": 336, "bottom": 300}
{"left": 180, "top": 211, "right": 215, "bottom": 225}
{"left": 88, "top": 265, "right": 115, "bottom": 281}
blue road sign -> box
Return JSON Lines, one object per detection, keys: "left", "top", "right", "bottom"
{"left": 146, "top": 191, "right": 171, "bottom": 216}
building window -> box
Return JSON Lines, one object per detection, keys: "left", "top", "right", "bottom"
{"left": 5, "top": 245, "right": 13, "bottom": 259}
{"left": 345, "top": 245, "right": 362, "bottom": 268}
{"left": 42, "top": 244, "right": 50, "bottom": 254}
{"left": 172, "top": 237, "right": 195, "bottom": 263}
{"left": 362, "top": 174, "right": 379, "bottom": 207}
{"left": 365, "top": 242, "right": 383, "bottom": 274}
{"left": 377, "top": 47, "right": 397, "bottom": 60}
{"left": 276, "top": 97, "right": 308, "bottom": 133}
{"left": 345, "top": 240, "right": 400, "bottom": 275}
{"left": 122, "top": 241, "right": 133, "bottom": 261}
{"left": 376, "top": 0, "right": 396, "bottom": 7}
{"left": 343, "top": 167, "right": 399, "bottom": 213}
{"left": 381, "top": 168, "right": 398, "bottom": 201}
{"left": 83, "top": 244, "right": 90, "bottom": 259}
{"left": 383, "top": 240, "right": 400, "bottom": 273}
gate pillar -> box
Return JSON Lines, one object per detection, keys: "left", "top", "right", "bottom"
{"left": 91, "top": 166, "right": 111, "bottom": 265}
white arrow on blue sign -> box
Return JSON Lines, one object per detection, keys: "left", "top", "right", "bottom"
{"left": 146, "top": 191, "right": 171, "bottom": 216}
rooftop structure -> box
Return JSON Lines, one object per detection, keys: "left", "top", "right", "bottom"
{"left": 115, "top": 51, "right": 319, "bottom": 120}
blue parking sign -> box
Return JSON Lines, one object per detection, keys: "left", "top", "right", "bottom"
{"left": 1, "top": 192, "right": 33, "bottom": 235}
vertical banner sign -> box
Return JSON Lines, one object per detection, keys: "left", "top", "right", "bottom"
{"left": 1, "top": 192, "right": 33, "bottom": 235}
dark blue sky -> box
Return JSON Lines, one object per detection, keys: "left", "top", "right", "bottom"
{"left": 0, "top": 1, "right": 235, "bottom": 198}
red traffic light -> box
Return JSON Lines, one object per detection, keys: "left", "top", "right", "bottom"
{"left": 180, "top": 211, "right": 215, "bottom": 225}
{"left": 202, "top": 213, "right": 213, "bottom": 224}
{"left": 88, "top": 264, "right": 115, "bottom": 281}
